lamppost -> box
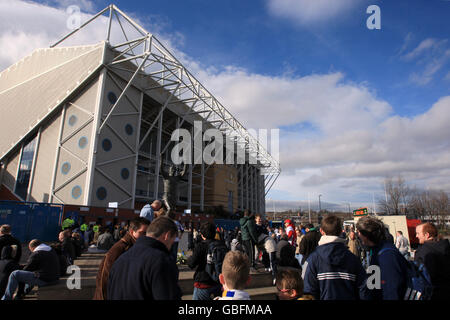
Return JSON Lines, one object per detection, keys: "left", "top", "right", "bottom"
{"left": 342, "top": 202, "right": 350, "bottom": 214}
{"left": 308, "top": 193, "right": 311, "bottom": 224}
{"left": 318, "top": 194, "right": 322, "bottom": 214}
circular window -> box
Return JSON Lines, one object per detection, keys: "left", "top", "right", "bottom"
{"left": 61, "top": 162, "right": 71, "bottom": 175}
{"left": 96, "top": 187, "right": 107, "bottom": 200}
{"left": 78, "top": 136, "right": 88, "bottom": 149}
{"left": 72, "top": 186, "right": 82, "bottom": 199}
{"left": 125, "top": 124, "right": 133, "bottom": 136}
{"left": 102, "top": 139, "right": 112, "bottom": 152}
{"left": 107, "top": 92, "right": 118, "bottom": 104}
{"left": 121, "top": 168, "right": 130, "bottom": 180}
{"left": 68, "top": 115, "right": 77, "bottom": 126}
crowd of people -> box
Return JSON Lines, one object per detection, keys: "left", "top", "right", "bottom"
{"left": 0, "top": 206, "right": 449, "bottom": 301}
{"left": 185, "top": 211, "right": 450, "bottom": 300}
{"left": 0, "top": 216, "right": 146, "bottom": 300}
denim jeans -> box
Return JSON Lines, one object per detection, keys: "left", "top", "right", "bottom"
{"left": 192, "top": 285, "right": 222, "bottom": 300}
{"left": 269, "top": 251, "right": 277, "bottom": 279}
{"left": 242, "top": 240, "right": 255, "bottom": 267}
{"left": 295, "top": 253, "right": 303, "bottom": 266}
{"left": 1, "top": 270, "right": 49, "bottom": 300}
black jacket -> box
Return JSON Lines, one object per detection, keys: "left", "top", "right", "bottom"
{"left": 0, "top": 234, "right": 22, "bottom": 263}
{"left": 276, "top": 239, "right": 290, "bottom": 260}
{"left": 415, "top": 239, "right": 450, "bottom": 300}
{"left": 107, "top": 236, "right": 182, "bottom": 300}
{"left": 299, "top": 230, "right": 321, "bottom": 265}
{"left": 24, "top": 244, "right": 60, "bottom": 283}
{"left": 61, "top": 238, "right": 76, "bottom": 263}
{"left": 0, "top": 246, "right": 21, "bottom": 297}
{"left": 71, "top": 238, "right": 83, "bottom": 257}
{"left": 187, "top": 239, "right": 220, "bottom": 286}
{"left": 278, "top": 244, "right": 302, "bottom": 270}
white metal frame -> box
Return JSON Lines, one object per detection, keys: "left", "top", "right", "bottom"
{"left": 50, "top": 4, "right": 280, "bottom": 210}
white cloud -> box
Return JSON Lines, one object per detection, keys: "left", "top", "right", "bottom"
{"left": 0, "top": 0, "right": 110, "bottom": 71}
{"left": 402, "top": 38, "right": 439, "bottom": 61}
{"left": 266, "top": 0, "right": 360, "bottom": 25}
{"left": 200, "top": 69, "right": 391, "bottom": 131}
{"left": 445, "top": 71, "right": 450, "bottom": 81}
{"left": 401, "top": 38, "right": 450, "bottom": 86}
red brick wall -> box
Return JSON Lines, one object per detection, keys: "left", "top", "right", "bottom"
{"left": 0, "top": 185, "right": 21, "bottom": 202}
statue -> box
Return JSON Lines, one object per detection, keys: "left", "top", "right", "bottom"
{"left": 159, "top": 155, "right": 187, "bottom": 217}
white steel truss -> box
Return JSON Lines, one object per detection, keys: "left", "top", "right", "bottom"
{"left": 50, "top": 4, "right": 281, "bottom": 207}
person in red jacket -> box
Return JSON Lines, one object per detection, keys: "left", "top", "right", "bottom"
{"left": 284, "top": 219, "right": 297, "bottom": 247}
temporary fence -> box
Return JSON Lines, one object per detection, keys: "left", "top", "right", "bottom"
{"left": 0, "top": 200, "right": 216, "bottom": 243}
{"left": 0, "top": 200, "right": 63, "bottom": 242}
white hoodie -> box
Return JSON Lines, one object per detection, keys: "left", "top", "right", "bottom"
{"left": 33, "top": 243, "right": 52, "bottom": 252}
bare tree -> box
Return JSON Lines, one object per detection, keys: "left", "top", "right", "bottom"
{"left": 378, "top": 176, "right": 410, "bottom": 215}
{"left": 408, "top": 188, "right": 449, "bottom": 228}
{"left": 432, "top": 191, "right": 449, "bottom": 228}
{"left": 408, "top": 187, "right": 427, "bottom": 219}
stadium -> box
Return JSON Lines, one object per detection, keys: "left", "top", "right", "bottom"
{"left": 0, "top": 5, "right": 280, "bottom": 218}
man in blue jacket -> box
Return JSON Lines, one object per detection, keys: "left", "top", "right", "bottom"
{"left": 139, "top": 200, "right": 162, "bottom": 222}
{"left": 107, "top": 216, "right": 182, "bottom": 300}
{"left": 303, "top": 215, "right": 369, "bottom": 300}
{"left": 356, "top": 216, "right": 409, "bottom": 300}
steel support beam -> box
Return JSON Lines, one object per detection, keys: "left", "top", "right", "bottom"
{"left": 153, "top": 106, "right": 163, "bottom": 200}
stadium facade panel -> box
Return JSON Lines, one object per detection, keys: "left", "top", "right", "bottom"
{"left": 0, "top": 5, "right": 280, "bottom": 215}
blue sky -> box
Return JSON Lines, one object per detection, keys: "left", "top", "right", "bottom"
{"left": 84, "top": 0, "right": 450, "bottom": 117}
{"left": 1, "top": 0, "right": 450, "bottom": 211}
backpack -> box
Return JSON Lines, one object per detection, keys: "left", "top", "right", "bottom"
{"left": 404, "top": 260, "right": 433, "bottom": 300}
{"left": 378, "top": 247, "right": 433, "bottom": 300}
{"left": 205, "top": 240, "right": 229, "bottom": 283}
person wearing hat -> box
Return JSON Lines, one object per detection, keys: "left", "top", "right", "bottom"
{"left": 284, "top": 219, "right": 297, "bottom": 247}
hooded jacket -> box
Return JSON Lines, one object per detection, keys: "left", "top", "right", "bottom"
{"left": 414, "top": 239, "right": 450, "bottom": 300}
{"left": 107, "top": 236, "right": 182, "bottom": 300}
{"left": 303, "top": 236, "right": 369, "bottom": 300}
{"left": 24, "top": 244, "right": 60, "bottom": 283}
{"left": 239, "top": 216, "right": 258, "bottom": 243}
{"left": 368, "top": 241, "right": 409, "bottom": 300}
{"left": 187, "top": 239, "right": 222, "bottom": 287}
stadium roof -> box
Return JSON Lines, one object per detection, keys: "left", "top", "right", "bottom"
{"left": 0, "top": 4, "right": 280, "bottom": 195}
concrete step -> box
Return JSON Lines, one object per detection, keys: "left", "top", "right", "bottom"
{"left": 37, "top": 252, "right": 104, "bottom": 300}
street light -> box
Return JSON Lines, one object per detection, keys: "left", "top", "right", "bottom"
{"left": 318, "top": 194, "right": 322, "bottom": 213}
{"left": 342, "top": 202, "right": 351, "bottom": 214}
{"left": 308, "top": 193, "right": 311, "bottom": 224}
